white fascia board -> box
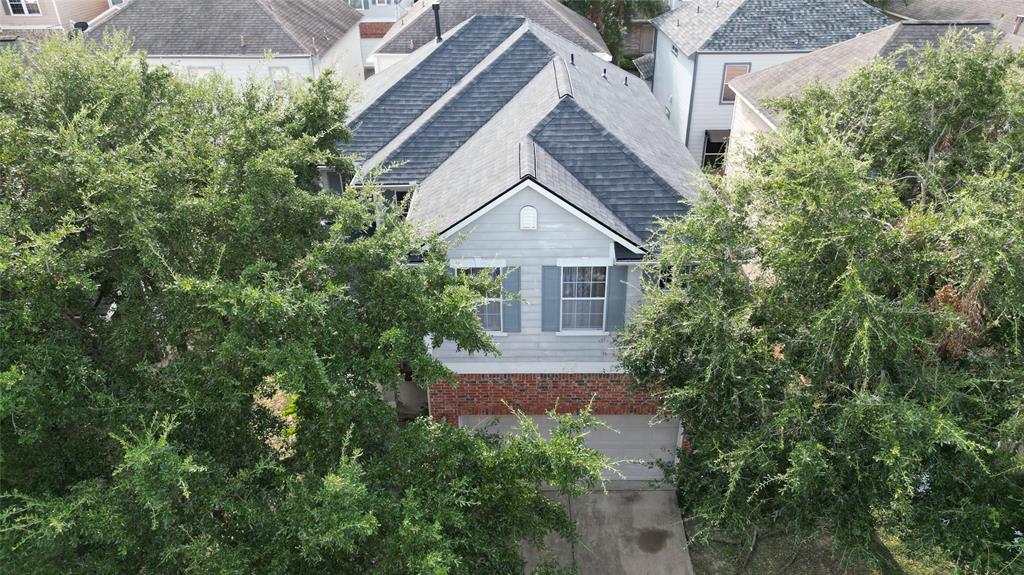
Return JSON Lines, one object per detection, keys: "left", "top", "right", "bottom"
{"left": 556, "top": 257, "right": 613, "bottom": 267}
{"left": 441, "top": 179, "right": 646, "bottom": 255}
{"left": 442, "top": 361, "right": 623, "bottom": 374}
{"left": 449, "top": 257, "right": 507, "bottom": 268}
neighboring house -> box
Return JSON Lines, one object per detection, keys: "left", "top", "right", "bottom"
{"left": 88, "top": 0, "right": 365, "bottom": 84}
{"left": 368, "top": 0, "right": 609, "bottom": 73}
{"left": 883, "top": 0, "right": 1024, "bottom": 39}
{"left": 348, "top": 0, "right": 414, "bottom": 78}
{"left": 1, "top": 0, "right": 108, "bottom": 32}
{"left": 725, "top": 21, "right": 1000, "bottom": 175}
{"left": 338, "top": 15, "right": 701, "bottom": 479}
{"left": 649, "top": 0, "right": 889, "bottom": 167}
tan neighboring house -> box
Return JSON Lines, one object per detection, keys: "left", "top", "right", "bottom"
{"left": 724, "top": 20, "right": 1008, "bottom": 175}
{"left": 1, "top": 0, "right": 109, "bottom": 33}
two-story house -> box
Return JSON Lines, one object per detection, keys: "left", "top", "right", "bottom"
{"left": 88, "top": 0, "right": 365, "bottom": 84}
{"left": 338, "top": 15, "right": 702, "bottom": 480}
{"left": 347, "top": 0, "right": 413, "bottom": 78}
{"left": 648, "top": 0, "right": 889, "bottom": 167}
{"left": 368, "top": 0, "right": 609, "bottom": 73}
{"left": 1, "top": 0, "right": 109, "bottom": 33}
{"left": 725, "top": 20, "right": 1011, "bottom": 175}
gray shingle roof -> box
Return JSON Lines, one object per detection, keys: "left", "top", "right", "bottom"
{"left": 530, "top": 98, "right": 690, "bottom": 240}
{"left": 374, "top": 0, "right": 607, "bottom": 56}
{"left": 633, "top": 53, "right": 655, "bottom": 79}
{"left": 347, "top": 16, "right": 522, "bottom": 161}
{"left": 346, "top": 16, "right": 701, "bottom": 248}
{"left": 729, "top": 21, "right": 996, "bottom": 125}
{"left": 380, "top": 32, "right": 555, "bottom": 183}
{"left": 885, "top": 0, "right": 1024, "bottom": 36}
{"left": 88, "top": 0, "right": 361, "bottom": 56}
{"left": 652, "top": 0, "right": 890, "bottom": 56}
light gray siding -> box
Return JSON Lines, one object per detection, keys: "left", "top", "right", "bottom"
{"left": 686, "top": 51, "right": 803, "bottom": 160}
{"left": 651, "top": 30, "right": 695, "bottom": 144}
{"left": 436, "top": 184, "right": 644, "bottom": 373}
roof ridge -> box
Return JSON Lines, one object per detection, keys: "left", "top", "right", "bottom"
{"left": 537, "top": 0, "right": 604, "bottom": 53}
{"left": 253, "top": 0, "right": 312, "bottom": 54}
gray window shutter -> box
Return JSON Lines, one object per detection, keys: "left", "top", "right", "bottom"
{"left": 605, "top": 266, "right": 629, "bottom": 331}
{"left": 501, "top": 267, "right": 521, "bottom": 332}
{"left": 541, "top": 266, "right": 561, "bottom": 332}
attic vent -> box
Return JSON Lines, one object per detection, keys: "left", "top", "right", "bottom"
{"left": 520, "top": 206, "right": 538, "bottom": 230}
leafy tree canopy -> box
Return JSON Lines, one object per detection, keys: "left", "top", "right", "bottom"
{"left": 620, "top": 33, "right": 1024, "bottom": 571}
{"left": 560, "top": 0, "right": 666, "bottom": 65}
{"left": 0, "top": 35, "right": 607, "bottom": 574}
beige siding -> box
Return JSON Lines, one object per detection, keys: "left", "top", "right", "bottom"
{"left": 318, "top": 26, "right": 364, "bottom": 84}
{"left": 724, "top": 94, "right": 776, "bottom": 176}
{"left": 1, "top": 0, "right": 107, "bottom": 30}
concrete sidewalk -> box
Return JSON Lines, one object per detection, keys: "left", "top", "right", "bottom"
{"left": 524, "top": 485, "right": 695, "bottom": 575}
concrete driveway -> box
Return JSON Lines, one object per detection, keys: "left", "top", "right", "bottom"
{"left": 524, "top": 483, "right": 695, "bottom": 575}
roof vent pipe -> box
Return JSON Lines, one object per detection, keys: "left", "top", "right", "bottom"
{"left": 1014, "top": 15, "right": 1023, "bottom": 35}
{"left": 624, "top": 75, "right": 628, "bottom": 86}
{"left": 432, "top": 0, "right": 442, "bottom": 42}
{"left": 570, "top": 53, "right": 575, "bottom": 65}
{"left": 602, "top": 68, "right": 607, "bottom": 79}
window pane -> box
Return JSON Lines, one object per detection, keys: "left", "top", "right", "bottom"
{"left": 560, "top": 267, "right": 607, "bottom": 331}
{"left": 721, "top": 63, "right": 750, "bottom": 103}
{"left": 478, "top": 300, "right": 502, "bottom": 332}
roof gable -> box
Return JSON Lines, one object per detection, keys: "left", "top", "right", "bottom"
{"left": 653, "top": 0, "right": 890, "bottom": 55}
{"left": 89, "top": 0, "right": 361, "bottom": 56}
{"left": 530, "top": 98, "right": 688, "bottom": 241}
{"left": 375, "top": 0, "right": 607, "bottom": 56}
{"left": 348, "top": 16, "right": 701, "bottom": 246}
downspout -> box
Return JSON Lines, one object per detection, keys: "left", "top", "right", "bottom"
{"left": 683, "top": 53, "right": 699, "bottom": 149}
{"left": 49, "top": 0, "right": 64, "bottom": 31}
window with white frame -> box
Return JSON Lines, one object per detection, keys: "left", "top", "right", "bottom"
{"left": 460, "top": 267, "right": 503, "bottom": 332}
{"left": 561, "top": 266, "right": 606, "bottom": 330}
{"left": 6, "top": 0, "right": 41, "bottom": 15}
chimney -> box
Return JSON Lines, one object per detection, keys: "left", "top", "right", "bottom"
{"left": 1014, "top": 15, "right": 1023, "bottom": 36}
{"left": 432, "top": 0, "right": 442, "bottom": 42}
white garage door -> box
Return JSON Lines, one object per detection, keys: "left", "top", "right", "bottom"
{"left": 459, "top": 414, "right": 681, "bottom": 481}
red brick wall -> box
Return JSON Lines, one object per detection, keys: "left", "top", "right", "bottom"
{"left": 429, "top": 373, "right": 658, "bottom": 425}
{"left": 359, "top": 22, "right": 393, "bottom": 39}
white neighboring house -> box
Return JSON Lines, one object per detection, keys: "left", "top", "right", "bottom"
{"left": 368, "top": 0, "right": 609, "bottom": 73}
{"left": 1, "top": 0, "right": 109, "bottom": 33}
{"left": 648, "top": 0, "right": 889, "bottom": 167}
{"left": 346, "top": 0, "right": 413, "bottom": 78}
{"left": 88, "top": 0, "right": 364, "bottom": 85}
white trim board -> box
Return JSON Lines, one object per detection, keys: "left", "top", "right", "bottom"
{"left": 441, "top": 361, "right": 623, "bottom": 374}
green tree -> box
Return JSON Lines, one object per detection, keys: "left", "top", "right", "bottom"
{"left": 619, "top": 33, "right": 1024, "bottom": 571}
{"left": 561, "top": 0, "right": 666, "bottom": 65}
{"left": 0, "top": 35, "right": 607, "bottom": 574}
